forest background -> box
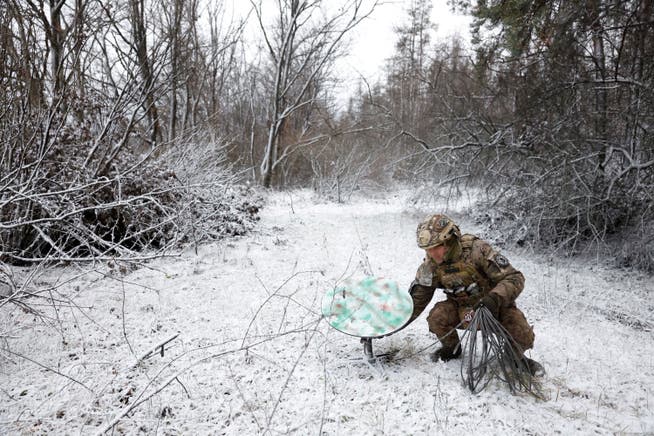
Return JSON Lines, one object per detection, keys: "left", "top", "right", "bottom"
{"left": 1, "top": 0, "right": 654, "bottom": 433}
{"left": 1, "top": 0, "right": 653, "bottom": 286}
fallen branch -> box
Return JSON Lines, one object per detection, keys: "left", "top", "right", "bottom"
{"left": 133, "top": 333, "right": 180, "bottom": 367}
{"left": 0, "top": 348, "right": 95, "bottom": 393}
{"left": 94, "top": 319, "right": 321, "bottom": 435}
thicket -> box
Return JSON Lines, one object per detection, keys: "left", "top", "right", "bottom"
{"left": 0, "top": 105, "right": 261, "bottom": 317}
{"left": 469, "top": 0, "right": 654, "bottom": 270}
{"left": 335, "top": 0, "right": 654, "bottom": 271}
{"left": 0, "top": 0, "right": 263, "bottom": 272}
{"left": 0, "top": 101, "right": 261, "bottom": 266}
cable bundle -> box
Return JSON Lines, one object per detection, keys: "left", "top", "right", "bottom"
{"left": 460, "top": 307, "right": 546, "bottom": 399}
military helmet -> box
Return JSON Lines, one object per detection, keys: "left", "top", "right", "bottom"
{"left": 416, "top": 214, "right": 461, "bottom": 249}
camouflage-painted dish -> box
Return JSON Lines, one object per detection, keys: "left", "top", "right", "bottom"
{"left": 322, "top": 277, "right": 413, "bottom": 338}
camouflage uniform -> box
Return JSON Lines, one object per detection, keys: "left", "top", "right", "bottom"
{"left": 410, "top": 215, "right": 535, "bottom": 354}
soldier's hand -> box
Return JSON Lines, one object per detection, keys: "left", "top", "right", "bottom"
{"left": 474, "top": 293, "right": 501, "bottom": 319}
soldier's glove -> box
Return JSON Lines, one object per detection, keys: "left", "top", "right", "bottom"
{"left": 474, "top": 293, "right": 501, "bottom": 319}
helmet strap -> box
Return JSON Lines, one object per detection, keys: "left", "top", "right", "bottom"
{"left": 444, "top": 238, "right": 462, "bottom": 263}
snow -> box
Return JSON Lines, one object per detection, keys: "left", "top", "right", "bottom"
{"left": 1, "top": 188, "right": 653, "bottom": 435}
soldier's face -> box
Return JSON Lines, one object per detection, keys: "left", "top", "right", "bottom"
{"left": 426, "top": 245, "right": 447, "bottom": 264}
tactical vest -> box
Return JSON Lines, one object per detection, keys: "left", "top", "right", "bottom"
{"left": 434, "top": 234, "right": 492, "bottom": 306}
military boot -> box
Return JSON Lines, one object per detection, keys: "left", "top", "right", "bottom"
{"left": 430, "top": 345, "right": 461, "bottom": 362}
{"left": 523, "top": 357, "right": 545, "bottom": 377}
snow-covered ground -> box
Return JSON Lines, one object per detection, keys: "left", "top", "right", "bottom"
{"left": 1, "top": 189, "right": 653, "bottom": 435}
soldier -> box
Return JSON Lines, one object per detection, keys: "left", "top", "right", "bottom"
{"left": 409, "top": 214, "right": 544, "bottom": 375}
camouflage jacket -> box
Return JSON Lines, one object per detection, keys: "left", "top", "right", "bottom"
{"left": 414, "top": 234, "right": 525, "bottom": 307}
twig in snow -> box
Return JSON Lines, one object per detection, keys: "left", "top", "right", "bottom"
{"left": 175, "top": 377, "right": 191, "bottom": 399}
{"left": 228, "top": 362, "right": 263, "bottom": 432}
{"left": 264, "top": 317, "right": 322, "bottom": 433}
{"left": 94, "top": 320, "right": 322, "bottom": 435}
{"left": 353, "top": 220, "right": 374, "bottom": 276}
{"left": 133, "top": 333, "right": 181, "bottom": 367}
{"left": 121, "top": 281, "right": 136, "bottom": 358}
{"left": 1, "top": 348, "right": 94, "bottom": 393}
{"left": 241, "top": 270, "right": 323, "bottom": 348}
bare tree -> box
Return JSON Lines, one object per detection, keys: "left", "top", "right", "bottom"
{"left": 250, "top": 0, "right": 377, "bottom": 188}
{"left": 129, "top": 0, "right": 162, "bottom": 146}
{"left": 1, "top": 0, "right": 262, "bottom": 266}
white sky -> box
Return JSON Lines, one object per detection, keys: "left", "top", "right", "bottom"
{"left": 224, "top": 0, "right": 473, "bottom": 108}
{"left": 341, "top": 0, "right": 472, "bottom": 82}
{"left": 331, "top": 0, "right": 472, "bottom": 109}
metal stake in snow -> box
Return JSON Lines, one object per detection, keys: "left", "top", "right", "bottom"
{"left": 133, "top": 333, "right": 180, "bottom": 368}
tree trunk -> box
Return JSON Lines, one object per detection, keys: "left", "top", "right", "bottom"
{"left": 588, "top": 0, "right": 608, "bottom": 172}
{"left": 130, "top": 0, "right": 161, "bottom": 147}
{"left": 261, "top": 120, "right": 283, "bottom": 188}
{"left": 49, "top": 0, "right": 65, "bottom": 99}
{"left": 168, "top": 0, "right": 183, "bottom": 142}
{"left": 72, "top": 0, "right": 85, "bottom": 121}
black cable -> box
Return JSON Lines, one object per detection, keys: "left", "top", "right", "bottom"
{"left": 460, "top": 307, "right": 546, "bottom": 399}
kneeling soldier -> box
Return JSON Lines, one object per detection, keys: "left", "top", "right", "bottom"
{"left": 408, "top": 214, "right": 543, "bottom": 375}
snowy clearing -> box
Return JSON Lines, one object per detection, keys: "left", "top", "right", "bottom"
{"left": 1, "top": 189, "right": 653, "bottom": 435}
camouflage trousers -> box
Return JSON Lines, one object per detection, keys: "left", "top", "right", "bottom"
{"left": 409, "top": 285, "right": 535, "bottom": 353}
